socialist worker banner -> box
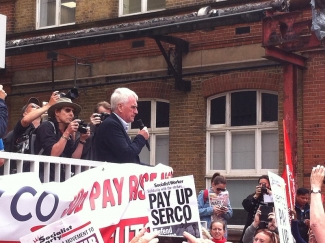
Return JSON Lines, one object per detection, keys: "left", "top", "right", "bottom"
{"left": 0, "top": 163, "right": 173, "bottom": 243}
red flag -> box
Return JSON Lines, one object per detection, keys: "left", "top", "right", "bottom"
{"left": 282, "top": 120, "right": 296, "bottom": 210}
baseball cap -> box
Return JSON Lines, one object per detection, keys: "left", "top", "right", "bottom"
{"left": 21, "top": 97, "right": 40, "bottom": 116}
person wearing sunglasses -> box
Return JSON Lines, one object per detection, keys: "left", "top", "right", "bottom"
{"left": 34, "top": 96, "right": 90, "bottom": 181}
{"left": 197, "top": 172, "right": 233, "bottom": 238}
{"left": 240, "top": 175, "right": 273, "bottom": 243}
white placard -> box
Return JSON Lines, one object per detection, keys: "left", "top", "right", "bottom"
{"left": 0, "top": 14, "right": 6, "bottom": 69}
{"left": 268, "top": 171, "right": 294, "bottom": 243}
{"left": 144, "top": 175, "right": 202, "bottom": 238}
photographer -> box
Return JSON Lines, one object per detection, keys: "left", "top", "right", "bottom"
{"left": 242, "top": 207, "right": 277, "bottom": 243}
{"left": 34, "top": 97, "right": 90, "bottom": 181}
{"left": 240, "top": 175, "right": 273, "bottom": 243}
{"left": 81, "top": 101, "right": 111, "bottom": 160}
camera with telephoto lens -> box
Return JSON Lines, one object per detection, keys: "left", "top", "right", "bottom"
{"left": 58, "top": 87, "right": 79, "bottom": 100}
{"left": 261, "top": 183, "right": 268, "bottom": 194}
{"left": 94, "top": 112, "right": 110, "bottom": 122}
{"left": 77, "top": 120, "right": 89, "bottom": 134}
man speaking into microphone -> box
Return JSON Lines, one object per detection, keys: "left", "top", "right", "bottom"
{"left": 95, "top": 87, "right": 149, "bottom": 164}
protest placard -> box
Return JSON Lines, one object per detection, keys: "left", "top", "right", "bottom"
{"left": 208, "top": 191, "right": 229, "bottom": 222}
{"left": 0, "top": 163, "right": 173, "bottom": 243}
{"left": 20, "top": 212, "right": 104, "bottom": 243}
{"left": 268, "top": 171, "right": 294, "bottom": 243}
{"left": 144, "top": 175, "right": 202, "bottom": 238}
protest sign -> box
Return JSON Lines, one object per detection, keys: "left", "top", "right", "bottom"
{"left": 144, "top": 175, "right": 202, "bottom": 238}
{"left": 20, "top": 212, "right": 104, "bottom": 243}
{"left": 208, "top": 191, "right": 229, "bottom": 222}
{"left": 0, "top": 163, "right": 173, "bottom": 243}
{"left": 268, "top": 171, "right": 294, "bottom": 243}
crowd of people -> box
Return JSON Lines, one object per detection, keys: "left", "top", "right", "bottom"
{"left": 1, "top": 85, "right": 325, "bottom": 243}
{"left": 0, "top": 87, "right": 150, "bottom": 181}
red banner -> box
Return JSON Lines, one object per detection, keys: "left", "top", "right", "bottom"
{"left": 282, "top": 120, "right": 296, "bottom": 209}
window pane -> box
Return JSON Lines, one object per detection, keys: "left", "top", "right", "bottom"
{"left": 156, "top": 101, "right": 169, "bottom": 128}
{"left": 262, "top": 131, "right": 279, "bottom": 169}
{"left": 138, "top": 145, "right": 150, "bottom": 165}
{"left": 147, "top": 0, "right": 165, "bottom": 11}
{"left": 210, "top": 134, "right": 225, "bottom": 170}
{"left": 231, "top": 91, "right": 256, "bottom": 126}
{"left": 262, "top": 93, "right": 278, "bottom": 122}
{"left": 132, "top": 101, "right": 151, "bottom": 129}
{"left": 232, "top": 132, "right": 255, "bottom": 169}
{"left": 210, "top": 96, "right": 226, "bottom": 125}
{"left": 39, "top": 0, "right": 56, "bottom": 27}
{"left": 226, "top": 180, "right": 257, "bottom": 225}
{"left": 123, "top": 0, "right": 141, "bottom": 14}
{"left": 155, "top": 136, "right": 169, "bottom": 165}
{"left": 60, "top": 0, "right": 76, "bottom": 25}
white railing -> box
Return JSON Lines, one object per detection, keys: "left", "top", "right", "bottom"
{"left": 0, "top": 151, "right": 103, "bottom": 183}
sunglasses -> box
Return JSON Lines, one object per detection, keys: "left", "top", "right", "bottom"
{"left": 29, "top": 104, "right": 40, "bottom": 109}
{"left": 63, "top": 108, "right": 75, "bottom": 114}
{"left": 216, "top": 188, "right": 226, "bottom": 192}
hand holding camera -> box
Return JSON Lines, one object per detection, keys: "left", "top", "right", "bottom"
{"left": 90, "top": 112, "right": 110, "bottom": 126}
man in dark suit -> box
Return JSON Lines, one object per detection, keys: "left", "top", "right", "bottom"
{"left": 94, "top": 87, "right": 149, "bottom": 163}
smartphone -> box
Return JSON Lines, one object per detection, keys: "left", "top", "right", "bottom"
{"left": 157, "top": 236, "right": 187, "bottom": 243}
{"left": 259, "top": 205, "right": 273, "bottom": 222}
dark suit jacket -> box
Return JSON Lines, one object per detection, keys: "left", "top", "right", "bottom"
{"left": 94, "top": 113, "right": 146, "bottom": 163}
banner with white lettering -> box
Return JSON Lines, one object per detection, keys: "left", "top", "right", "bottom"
{"left": 144, "top": 175, "right": 202, "bottom": 238}
{"left": 0, "top": 163, "right": 173, "bottom": 243}
{"left": 20, "top": 212, "right": 104, "bottom": 243}
{"left": 268, "top": 171, "right": 294, "bottom": 243}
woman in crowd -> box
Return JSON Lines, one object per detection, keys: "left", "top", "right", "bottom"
{"left": 197, "top": 172, "right": 233, "bottom": 236}
{"left": 253, "top": 229, "right": 279, "bottom": 243}
{"left": 209, "top": 220, "right": 227, "bottom": 243}
{"left": 242, "top": 207, "right": 277, "bottom": 243}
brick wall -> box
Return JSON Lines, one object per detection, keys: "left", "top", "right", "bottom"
{"left": 302, "top": 50, "right": 325, "bottom": 187}
{"left": 15, "top": 0, "right": 35, "bottom": 32}
{"left": 75, "top": 0, "right": 118, "bottom": 23}
{"left": 0, "top": 0, "right": 15, "bottom": 34}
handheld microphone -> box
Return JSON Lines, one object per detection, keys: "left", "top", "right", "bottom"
{"left": 137, "top": 119, "right": 150, "bottom": 151}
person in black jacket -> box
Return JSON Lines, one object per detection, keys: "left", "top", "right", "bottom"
{"left": 295, "top": 187, "right": 310, "bottom": 242}
{"left": 95, "top": 87, "right": 149, "bottom": 164}
{"left": 240, "top": 175, "right": 272, "bottom": 243}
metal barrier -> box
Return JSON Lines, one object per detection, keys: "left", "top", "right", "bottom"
{"left": 0, "top": 151, "right": 103, "bottom": 183}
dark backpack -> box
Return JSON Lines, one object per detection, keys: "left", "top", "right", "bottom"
{"left": 3, "top": 121, "right": 56, "bottom": 154}
{"left": 3, "top": 126, "right": 35, "bottom": 154}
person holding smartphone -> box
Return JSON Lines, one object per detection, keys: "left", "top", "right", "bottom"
{"left": 240, "top": 175, "right": 273, "bottom": 243}
{"left": 242, "top": 206, "right": 277, "bottom": 243}
{"left": 197, "top": 172, "right": 233, "bottom": 238}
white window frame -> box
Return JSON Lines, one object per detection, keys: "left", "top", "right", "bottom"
{"left": 206, "top": 90, "right": 278, "bottom": 178}
{"left": 129, "top": 99, "right": 169, "bottom": 166}
{"left": 36, "top": 0, "right": 76, "bottom": 29}
{"left": 118, "top": 0, "right": 165, "bottom": 17}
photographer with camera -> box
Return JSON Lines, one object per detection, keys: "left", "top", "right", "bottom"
{"left": 242, "top": 206, "right": 278, "bottom": 243}
{"left": 81, "top": 101, "right": 111, "bottom": 160}
{"left": 34, "top": 96, "right": 90, "bottom": 181}
{"left": 240, "top": 175, "right": 273, "bottom": 243}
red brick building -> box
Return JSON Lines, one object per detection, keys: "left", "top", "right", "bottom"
{"left": 1, "top": 0, "right": 324, "bottom": 240}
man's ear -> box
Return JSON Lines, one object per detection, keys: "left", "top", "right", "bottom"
{"left": 117, "top": 103, "right": 123, "bottom": 113}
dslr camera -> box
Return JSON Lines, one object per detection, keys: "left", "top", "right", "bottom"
{"left": 94, "top": 112, "right": 110, "bottom": 122}
{"left": 261, "top": 183, "right": 268, "bottom": 194}
{"left": 58, "top": 88, "right": 79, "bottom": 100}
{"left": 77, "top": 120, "right": 89, "bottom": 134}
